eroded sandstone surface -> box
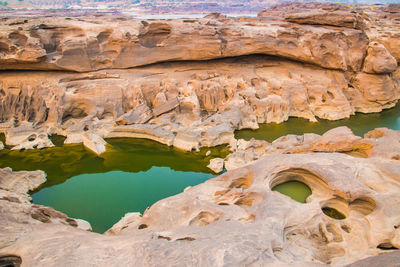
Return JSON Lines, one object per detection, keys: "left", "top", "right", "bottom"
{"left": 0, "top": 3, "right": 399, "bottom": 154}
{"left": 1, "top": 3, "right": 400, "bottom": 266}
{"left": 1, "top": 126, "right": 400, "bottom": 266}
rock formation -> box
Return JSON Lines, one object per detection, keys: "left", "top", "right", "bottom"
{"left": 0, "top": 3, "right": 400, "bottom": 266}
{"left": 1, "top": 126, "right": 400, "bottom": 265}
{"left": 0, "top": 3, "right": 399, "bottom": 154}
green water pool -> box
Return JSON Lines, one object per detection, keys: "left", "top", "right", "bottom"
{"left": 0, "top": 138, "right": 228, "bottom": 232}
{"left": 1, "top": 103, "right": 399, "bottom": 233}
{"left": 236, "top": 103, "right": 400, "bottom": 142}
{"left": 33, "top": 168, "right": 212, "bottom": 233}
{"left": 272, "top": 181, "right": 312, "bottom": 203}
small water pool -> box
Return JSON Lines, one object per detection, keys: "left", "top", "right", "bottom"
{"left": 272, "top": 181, "right": 312, "bottom": 203}
{"left": 32, "top": 168, "right": 212, "bottom": 233}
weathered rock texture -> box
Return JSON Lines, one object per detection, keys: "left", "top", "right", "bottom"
{"left": 0, "top": 3, "right": 399, "bottom": 153}
{"left": 1, "top": 126, "right": 400, "bottom": 266}
{"left": 225, "top": 126, "right": 400, "bottom": 171}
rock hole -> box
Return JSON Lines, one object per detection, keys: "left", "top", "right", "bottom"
{"left": 341, "top": 224, "right": 351, "bottom": 233}
{"left": 269, "top": 168, "right": 330, "bottom": 199}
{"left": 322, "top": 207, "right": 346, "bottom": 220}
{"left": 83, "top": 125, "right": 89, "bottom": 132}
{"left": 0, "top": 255, "right": 22, "bottom": 267}
{"left": 377, "top": 242, "right": 399, "bottom": 250}
{"left": 138, "top": 224, "right": 148, "bottom": 229}
{"left": 272, "top": 181, "right": 311, "bottom": 203}
{"left": 27, "top": 134, "right": 36, "bottom": 142}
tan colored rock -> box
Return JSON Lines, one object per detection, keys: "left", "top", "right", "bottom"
{"left": 5, "top": 124, "right": 54, "bottom": 150}
{"left": 115, "top": 104, "right": 153, "bottom": 125}
{"left": 152, "top": 97, "right": 179, "bottom": 117}
{"left": 311, "top": 126, "right": 361, "bottom": 152}
{"left": 363, "top": 42, "right": 398, "bottom": 74}
{"left": 82, "top": 132, "right": 107, "bottom": 155}
{"left": 1, "top": 126, "right": 400, "bottom": 265}
{"left": 351, "top": 73, "right": 397, "bottom": 104}
{"left": 207, "top": 158, "right": 224, "bottom": 173}
{"left": 285, "top": 10, "right": 365, "bottom": 29}
{"left": 0, "top": 12, "right": 368, "bottom": 72}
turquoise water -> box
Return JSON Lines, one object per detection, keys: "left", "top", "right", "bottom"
{"left": 1, "top": 103, "right": 400, "bottom": 233}
{"left": 32, "top": 168, "right": 212, "bottom": 233}
{"left": 0, "top": 138, "right": 227, "bottom": 233}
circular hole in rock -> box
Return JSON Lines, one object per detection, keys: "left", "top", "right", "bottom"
{"left": 272, "top": 181, "right": 312, "bottom": 203}
{"left": 0, "top": 255, "right": 22, "bottom": 267}
{"left": 321, "top": 197, "right": 348, "bottom": 220}
{"left": 27, "top": 134, "right": 36, "bottom": 142}
{"left": 322, "top": 207, "right": 346, "bottom": 220}
{"left": 377, "top": 242, "right": 399, "bottom": 250}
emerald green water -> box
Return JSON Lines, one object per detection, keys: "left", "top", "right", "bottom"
{"left": 272, "top": 181, "right": 312, "bottom": 203}
{"left": 1, "top": 103, "right": 399, "bottom": 233}
{"left": 33, "top": 168, "right": 212, "bottom": 233}
{"left": 236, "top": 103, "right": 400, "bottom": 142}
{"left": 0, "top": 138, "right": 228, "bottom": 233}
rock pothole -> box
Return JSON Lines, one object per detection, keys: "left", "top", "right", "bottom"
{"left": 269, "top": 168, "right": 330, "bottom": 203}
{"left": 0, "top": 255, "right": 22, "bottom": 267}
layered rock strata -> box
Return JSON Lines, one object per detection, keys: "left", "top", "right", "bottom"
{"left": 0, "top": 3, "right": 399, "bottom": 154}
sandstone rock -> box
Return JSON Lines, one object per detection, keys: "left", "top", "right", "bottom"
{"left": 115, "top": 104, "right": 153, "bottom": 125}
{"left": 311, "top": 126, "right": 361, "bottom": 152}
{"left": 1, "top": 128, "right": 400, "bottom": 265}
{"left": 5, "top": 124, "right": 54, "bottom": 150}
{"left": 0, "top": 51, "right": 398, "bottom": 152}
{"left": 106, "top": 124, "right": 175, "bottom": 146}
{"left": 285, "top": 10, "right": 365, "bottom": 29}
{"left": 0, "top": 167, "right": 45, "bottom": 197}
{"left": 0, "top": 12, "right": 368, "bottom": 72}
{"left": 152, "top": 97, "right": 179, "bottom": 117}
{"left": 363, "top": 42, "right": 398, "bottom": 74}
{"left": 173, "top": 132, "right": 200, "bottom": 151}
{"left": 351, "top": 73, "right": 397, "bottom": 104}
{"left": 0, "top": 141, "right": 3, "bottom": 150}
{"left": 105, "top": 212, "right": 142, "bottom": 235}
{"left": 207, "top": 158, "right": 224, "bottom": 173}
{"left": 82, "top": 132, "right": 107, "bottom": 155}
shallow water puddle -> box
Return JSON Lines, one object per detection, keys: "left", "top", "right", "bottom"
{"left": 272, "top": 181, "right": 312, "bottom": 203}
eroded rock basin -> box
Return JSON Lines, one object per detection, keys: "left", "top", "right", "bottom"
{"left": 0, "top": 138, "right": 226, "bottom": 232}
{"left": 1, "top": 103, "right": 400, "bottom": 233}
{"left": 32, "top": 168, "right": 213, "bottom": 233}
